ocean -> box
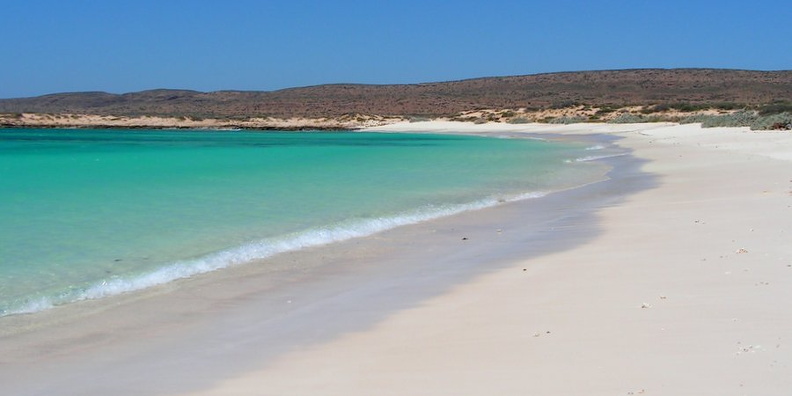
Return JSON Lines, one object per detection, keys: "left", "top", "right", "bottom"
{"left": 0, "top": 128, "right": 616, "bottom": 316}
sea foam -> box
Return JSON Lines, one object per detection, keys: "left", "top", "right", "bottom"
{"left": 2, "top": 191, "right": 547, "bottom": 317}
{"left": 585, "top": 144, "right": 606, "bottom": 151}
{"left": 566, "top": 153, "right": 627, "bottom": 163}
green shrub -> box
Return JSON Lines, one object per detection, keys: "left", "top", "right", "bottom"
{"left": 679, "top": 110, "right": 791, "bottom": 130}
{"left": 712, "top": 102, "right": 742, "bottom": 111}
{"left": 651, "top": 103, "right": 672, "bottom": 112}
{"left": 595, "top": 107, "right": 617, "bottom": 115}
{"left": 550, "top": 100, "right": 579, "bottom": 109}
{"left": 507, "top": 117, "right": 531, "bottom": 124}
{"left": 671, "top": 102, "right": 709, "bottom": 112}
{"left": 757, "top": 102, "right": 792, "bottom": 116}
{"left": 679, "top": 114, "right": 708, "bottom": 124}
{"left": 609, "top": 113, "right": 645, "bottom": 123}
{"left": 750, "top": 112, "right": 792, "bottom": 130}
{"left": 680, "top": 110, "right": 755, "bottom": 128}
{"left": 642, "top": 115, "right": 670, "bottom": 123}
{"left": 547, "top": 116, "right": 587, "bottom": 124}
{"left": 706, "top": 110, "right": 757, "bottom": 127}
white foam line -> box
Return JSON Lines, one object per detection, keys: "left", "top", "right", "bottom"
{"left": 3, "top": 191, "right": 548, "bottom": 317}
{"left": 566, "top": 153, "right": 627, "bottom": 163}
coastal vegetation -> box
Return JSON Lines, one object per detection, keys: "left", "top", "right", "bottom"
{"left": 680, "top": 110, "right": 792, "bottom": 130}
{"left": 1, "top": 69, "right": 791, "bottom": 130}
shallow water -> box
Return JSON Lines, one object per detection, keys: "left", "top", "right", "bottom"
{"left": 0, "top": 129, "right": 612, "bottom": 316}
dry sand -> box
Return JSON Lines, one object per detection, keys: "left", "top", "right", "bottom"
{"left": 187, "top": 122, "right": 792, "bottom": 395}
{"left": 2, "top": 121, "right": 791, "bottom": 395}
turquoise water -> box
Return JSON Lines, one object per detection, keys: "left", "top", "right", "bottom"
{"left": 0, "top": 129, "right": 612, "bottom": 316}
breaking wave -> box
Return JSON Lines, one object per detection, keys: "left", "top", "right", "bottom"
{"left": 566, "top": 153, "right": 627, "bottom": 163}
{"left": 3, "top": 191, "right": 547, "bottom": 317}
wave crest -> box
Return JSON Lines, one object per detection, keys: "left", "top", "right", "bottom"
{"left": 2, "top": 192, "right": 547, "bottom": 317}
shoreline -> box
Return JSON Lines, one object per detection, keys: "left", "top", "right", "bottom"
{"left": 1, "top": 126, "right": 632, "bottom": 392}
{"left": 2, "top": 122, "right": 791, "bottom": 395}
{"left": 0, "top": 129, "right": 606, "bottom": 319}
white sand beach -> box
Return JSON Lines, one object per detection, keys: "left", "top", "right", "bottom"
{"left": 185, "top": 122, "right": 792, "bottom": 395}
{"left": 2, "top": 121, "right": 791, "bottom": 396}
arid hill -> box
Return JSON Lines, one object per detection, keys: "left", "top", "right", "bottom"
{"left": 1, "top": 69, "right": 791, "bottom": 119}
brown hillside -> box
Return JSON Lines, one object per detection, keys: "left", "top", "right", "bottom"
{"left": 1, "top": 69, "right": 791, "bottom": 118}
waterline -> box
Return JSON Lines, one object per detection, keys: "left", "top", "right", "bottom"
{"left": 0, "top": 129, "right": 616, "bottom": 316}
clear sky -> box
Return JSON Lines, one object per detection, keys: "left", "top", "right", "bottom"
{"left": 2, "top": 0, "right": 791, "bottom": 98}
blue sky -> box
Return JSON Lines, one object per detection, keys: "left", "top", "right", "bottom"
{"left": 2, "top": 0, "right": 790, "bottom": 98}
